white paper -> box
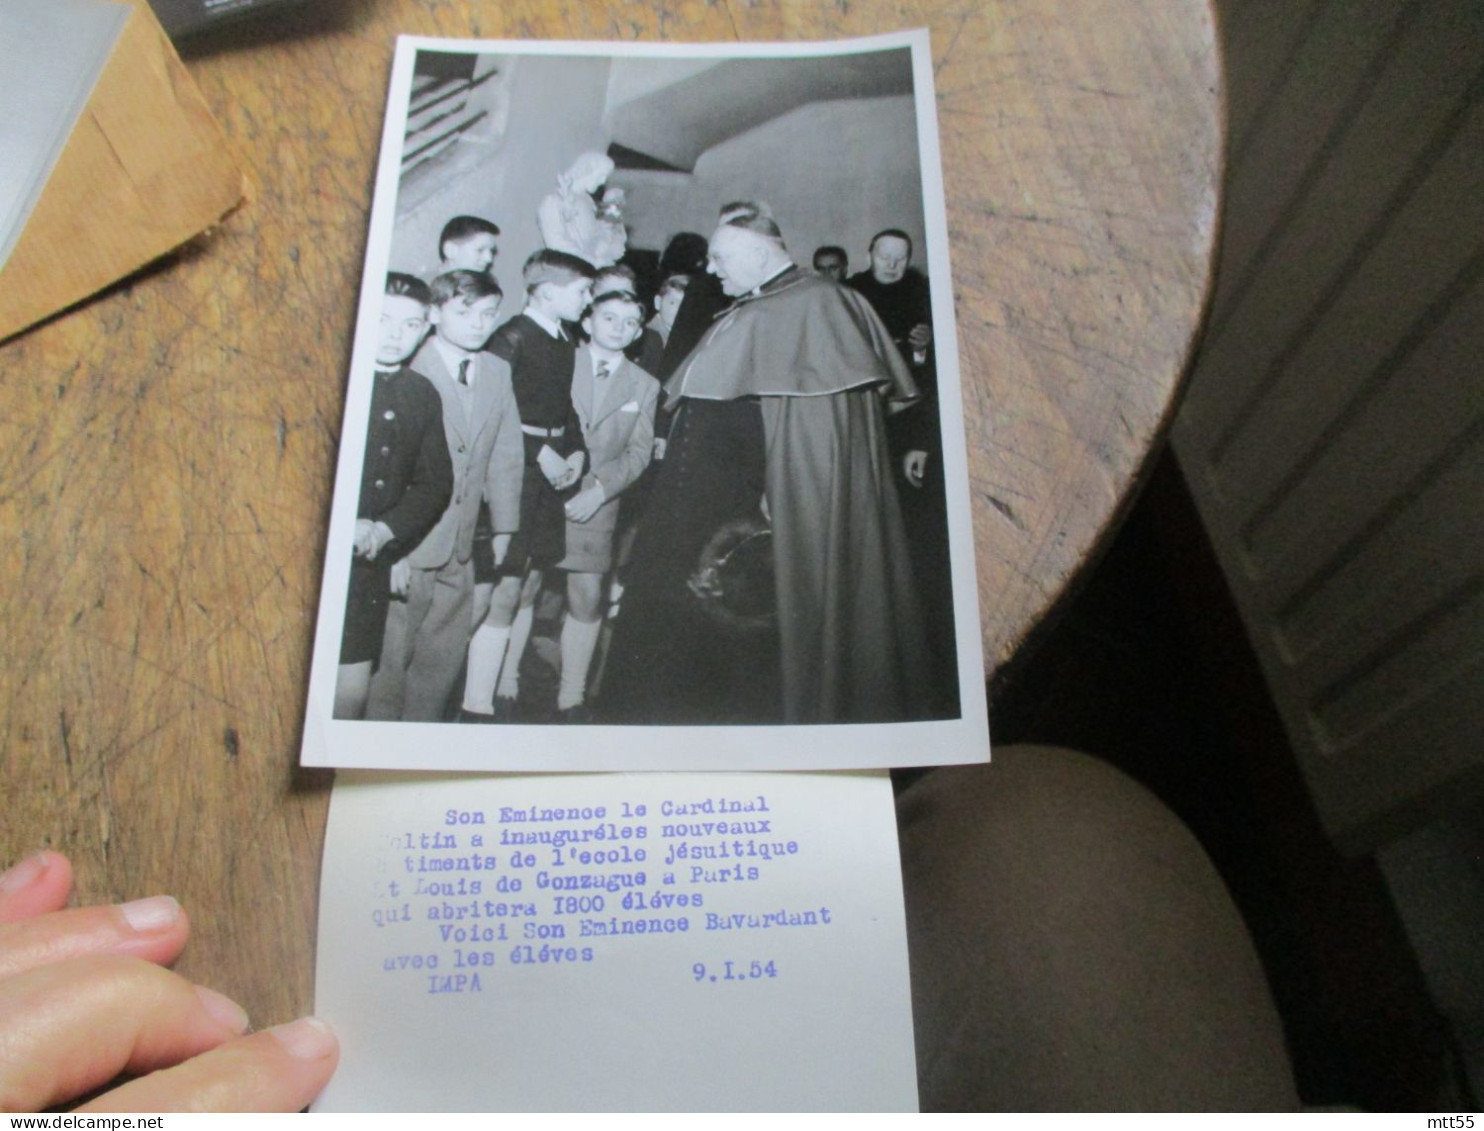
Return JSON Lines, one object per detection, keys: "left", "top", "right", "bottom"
{"left": 0, "top": 0, "right": 128, "bottom": 272}
{"left": 300, "top": 29, "right": 990, "bottom": 772}
{"left": 313, "top": 770, "right": 918, "bottom": 1111}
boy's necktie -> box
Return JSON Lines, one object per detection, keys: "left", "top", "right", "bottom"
{"left": 457, "top": 359, "right": 470, "bottom": 386}
{"left": 595, "top": 360, "right": 610, "bottom": 381}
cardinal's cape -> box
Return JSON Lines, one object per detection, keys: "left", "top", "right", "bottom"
{"left": 670, "top": 267, "right": 936, "bottom": 723}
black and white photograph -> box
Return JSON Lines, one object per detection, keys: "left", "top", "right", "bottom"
{"left": 302, "top": 30, "right": 988, "bottom": 771}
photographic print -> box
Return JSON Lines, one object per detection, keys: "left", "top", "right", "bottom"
{"left": 301, "top": 31, "right": 989, "bottom": 770}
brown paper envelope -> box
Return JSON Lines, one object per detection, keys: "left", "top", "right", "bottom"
{"left": 0, "top": 0, "right": 248, "bottom": 343}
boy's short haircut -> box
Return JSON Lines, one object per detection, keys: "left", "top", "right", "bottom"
{"left": 429, "top": 268, "right": 503, "bottom": 307}
{"left": 596, "top": 263, "right": 638, "bottom": 287}
{"left": 869, "top": 228, "right": 914, "bottom": 258}
{"left": 812, "top": 245, "right": 847, "bottom": 267}
{"left": 386, "top": 271, "right": 433, "bottom": 305}
{"left": 718, "top": 200, "right": 785, "bottom": 246}
{"left": 589, "top": 288, "right": 644, "bottom": 318}
{"left": 657, "top": 273, "right": 689, "bottom": 297}
{"left": 523, "top": 248, "right": 598, "bottom": 292}
{"left": 439, "top": 215, "right": 500, "bottom": 255}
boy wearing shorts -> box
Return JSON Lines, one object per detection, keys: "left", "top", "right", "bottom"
{"left": 554, "top": 289, "right": 659, "bottom": 720}
{"left": 335, "top": 273, "right": 453, "bottom": 718}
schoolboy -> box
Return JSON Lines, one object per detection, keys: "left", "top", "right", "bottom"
{"left": 434, "top": 215, "right": 502, "bottom": 630}
{"left": 335, "top": 273, "right": 454, "bottom": 719}
{"left": 438, "top": 215, "right": 501, "bottom": 276}
{"left": 365, "top": 269, "right": 524, "bottom": 722}
{"left": 637, "top": 273, "right": 687, "bottom": 376}
{"left": 651, "top": 274, "right": 687, "bottom": 343}
{"left": 438, "top": 212, "right": 509, "bottom": 615}
{"left": 812, "top": 245, "right": 848, "bottom": 282}
{"left": 589, "top": 264, "right": 654, "bottom": 367}
{"left": 608, "top": 274, "right": 687, "bottom": 575}
{"left": 553, "top": 289, "right": 660, "bottom": 720}
{"left": 592, "top": 263, "right": 639, "bottom": 296}
{"left": 459, "top": 249, "right": 594, "bottom": 721}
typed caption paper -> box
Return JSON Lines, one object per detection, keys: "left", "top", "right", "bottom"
{"left": 314, "top": 771, "right": 918, "bottom": 1111}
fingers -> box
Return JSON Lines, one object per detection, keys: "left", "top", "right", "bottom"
{"left": 0, "top": 852, "right": 190, "bottom": 981}
{"left": 82, "top": 1017, "right": 339, "bottom": 1114}
{"left": 0, "top": 895, "right": 190, "bottom": 982}
{"left": 0, "top": 851, "right": 73, "bottom": 923}
{"left": 0, "top": 853, "right": 336, "bottom": 1113}
{"left": 0, "top": 954, "right": 248, "bottom": 1113}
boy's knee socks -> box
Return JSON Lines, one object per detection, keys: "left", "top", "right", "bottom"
{"left": 462, "top": 624, "right": 510, "bottom": 714}
{"left": 496, "top": 602, "right": 535, "bottom": 701}
{"left": 557, "top": 614, "right": 603, "bottom": 710}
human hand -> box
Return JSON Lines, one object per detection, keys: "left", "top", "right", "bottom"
{"left": 903, "top": 450, "right": 929, "bottom": 489}
{"left": 907, "top": 322, "right": 932, "bottom": 353}
{"left": 491, "top": 533, "right": 512, "bottom": 568}
{"left": 565, "top": 484, "right": 605, "bottom": 524}
{"left": 536, "top": 443, "right": 568, "bottom": 487}
{"left": 353, "top": 519, "right": 376, "bottom": 558}
{"left": 0, "top": 850, "right": 338, "bottom": 1113}
{"left": 562, "top": 451, "right": 587, "bottom": 486}
{"left": 389, "top": 558, "right": 412, "bottom": 597}
{"left": 365, "top": 522, "right": 395, "bottom": 561}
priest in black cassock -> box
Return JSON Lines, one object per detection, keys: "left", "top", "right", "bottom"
{"left": 600, "top": 203, "right": 940, "bottom": 727}
{"left": 847, "top": 229, "right": 937, "bottom": 482}
{"left": 848, "top": 227, "right": 958, "bottom": 717}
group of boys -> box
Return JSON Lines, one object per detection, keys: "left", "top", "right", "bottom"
{"left": 337, "top": 209, "right": 953, "bottom": 726}
{"left": 334, "top": 216, "right": 662, "bottom": 724}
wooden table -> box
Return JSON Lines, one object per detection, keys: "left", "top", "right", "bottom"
{"left": 0, "top": 0, "right": 1218, "bottom": 1031}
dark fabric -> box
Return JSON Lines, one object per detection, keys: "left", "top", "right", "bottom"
{"left": 502, "top": 472, "right": 567, "bottom": 575}
{"left": 888, "top": 356, "right": 942, "bottom": 457}
{"left": 634, "top": 325, "right": 664, "bottom": 377}
{"left": 599, "top": 398, "right": 779, "bottom": 725}
{"left": 605, "top": 265, "right": 938, "bottom": 725}
{"left": 355, "top": 364, "right": 453, "bottom": 553}
{"left": 471, "top": 501, "right": 496, "bottom": 584}
{"left": 895, "top": 359, "right": 957, "bottom": 716}
{"left": 489, "top": 314, "right": 586, "bottom": 450}
{"left": 846, "top": 267, "right": 932, "bottom": 358}
{"left": 900, "top": 749, "right": 1299, "bottom": 1110}
{"left": 656, "top": 271, "right": 726, "bottom": 382}
{"left": 341, "top": 558, "right": 392, "bottom": 665}
{"left": 341, "top": 364, "right": 453, "bottom": 666}
{"left": 666, "top": 267, "right": 918, "bottom": 406}
{"left": 849, "top": 269, "right": 956, "bottom": 713}
{"left": 898, "top": 455, "right": 958, "bottom": 716}
{"left": 850, "top": 268, "right": 941, "bottom": 459}
{"left": 488, "top": 313, "right": 586, "bottom": 572}
{"left": 761, "top": 388, "right": 934, "bottom": 722}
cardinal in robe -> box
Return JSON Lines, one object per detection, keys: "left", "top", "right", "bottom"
{"left": 599, "top": 201, "right": 942, "bottom": 726}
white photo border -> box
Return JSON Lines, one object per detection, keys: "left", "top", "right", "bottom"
{"left": 301, "top": 29, "right": 989, "bottom": 771}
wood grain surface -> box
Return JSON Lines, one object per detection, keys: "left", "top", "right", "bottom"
{"left": 0, "top": 0, "right": 1219, "bottom": 1030}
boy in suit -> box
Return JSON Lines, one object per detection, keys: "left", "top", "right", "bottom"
{"left": 335, "top": 273, "right": 454, "bottom": 719}
{"left": 555, "top": 289, "right": 660, "bottom": 720}
{"left": 588, "top": 264, "right": 657, "bottom": 369}
{"left": 365, "top": 269, "right": 524, "bottom": 722}
{"left": 432, "top": 215, "right": 503, "bottom": 639}
{"left": 459, "top": 250, "right": 593, "bottom": 721}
